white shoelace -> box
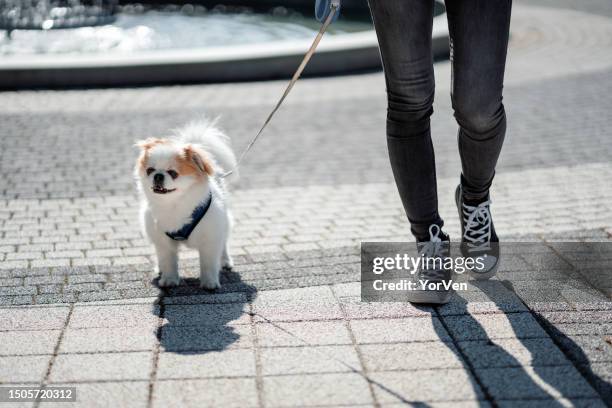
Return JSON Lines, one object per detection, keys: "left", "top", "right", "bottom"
{"left": 419, "top": 224, "right": 444, "bottom": 258}
{"left": 462, "top": 200, "right": 492, "bottom": 252}
{"left": 417, "top": 225, "right": 450, "bottom": 281}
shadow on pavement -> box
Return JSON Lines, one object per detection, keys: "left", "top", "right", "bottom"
{"left": 502, "top": 280, "right": 612, "bottom": 405}
{"left": 432, "top": 278, "right": 610, "bottom": 406}
{"left": 431, "top": 283, "right": 550, "bottom": 407}
{"left": 151, "top": 268, "right": 257, "bottom": 355}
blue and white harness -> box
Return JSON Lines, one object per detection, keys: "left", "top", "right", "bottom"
{"left": 165, "top": 191, "right": 213, "bottom": 241}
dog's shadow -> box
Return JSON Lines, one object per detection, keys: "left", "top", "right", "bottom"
{"left": 151, "top": 268, "right": 256, "bottom": 355}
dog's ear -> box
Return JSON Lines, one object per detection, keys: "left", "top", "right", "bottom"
{"left": 134, "top": 138, "right": 166, "bottom": 150}
{"left": 184, "top": 144, "right": 214, "bottom": 176}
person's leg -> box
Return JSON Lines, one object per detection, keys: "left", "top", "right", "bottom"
{"left": 367, "top": 0, "right": 444, "bottom": 241}
{"left": 446, "top": 0, "right": 512, "bottom": 279}
{"left": 445, "top": 0, "right": 512, "bottom": 201}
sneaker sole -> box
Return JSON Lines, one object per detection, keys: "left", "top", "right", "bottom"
{"left": 406, "top": 290, "right": 453, "bottom": 305}
{"left": 468, "top": 260, "right": 499, "bottom": 280}
{"left": 455, "top": 185, "right": 498, "bottom": 281}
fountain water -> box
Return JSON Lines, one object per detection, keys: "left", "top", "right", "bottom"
{"left": 0, "top": 0, "right": 117, "bottom": 35}
{"left": 0, "top": 1, "right": 447, "bottom": 88}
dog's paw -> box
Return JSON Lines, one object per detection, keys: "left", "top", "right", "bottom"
{"left": 199, "top": 275, "right": 221, "bottom": 290}
{"left": 158, "top": 274, "right": 181, "bottom": 287}
{"left": 222, "top": 256, "right": 234, "bottom": 270}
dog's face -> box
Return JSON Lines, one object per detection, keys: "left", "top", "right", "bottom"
{"left": 135, "top": 138, "right": 214, "bottom": 202}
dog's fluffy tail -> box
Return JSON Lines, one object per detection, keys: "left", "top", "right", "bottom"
{"left": 176, "top": 117, "right": 238, "bottom": 180}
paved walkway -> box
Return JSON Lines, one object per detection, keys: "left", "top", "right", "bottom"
{"left": 0, "top": 4, "right": 611, "bottom": 407}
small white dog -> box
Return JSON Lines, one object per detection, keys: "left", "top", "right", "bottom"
{"left": 135, "top": 118, "right": 237, "bottom": 289}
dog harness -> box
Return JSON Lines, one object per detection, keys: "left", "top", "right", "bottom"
{"left": 165, "top": 191, "right": 213, "bottom": 241}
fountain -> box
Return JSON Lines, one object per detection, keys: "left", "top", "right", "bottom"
{"left": 0, "top": 0, "right": 117, "bottom": 35}
{"left": 0, "top": 1, "right": 448, "bottom": 88}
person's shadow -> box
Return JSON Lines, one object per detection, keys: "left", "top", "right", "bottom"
{"left": 151, "top": 267, "right": 257, "bottom": 355}
{"left": 432, "top": 276, "right": 610, "bottom": 406}
{"left": 501, "top": 280, "right": 612, "bottom": 405}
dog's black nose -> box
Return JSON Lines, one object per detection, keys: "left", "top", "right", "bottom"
{"left": 154, "top": 173, "right": 164, "bottom": 184}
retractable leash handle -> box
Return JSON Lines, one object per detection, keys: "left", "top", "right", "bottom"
{"left": 219, "top": 0, "right": 340, "bottom": 179}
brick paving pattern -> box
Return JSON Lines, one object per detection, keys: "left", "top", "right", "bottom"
{"left": 0, "top": 4, "right": 611, "bottom": 407}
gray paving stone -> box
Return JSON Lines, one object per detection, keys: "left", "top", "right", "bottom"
{"left": 32, "top": 259, "right": 70, "bottom": 268}
{"left": 0, "top": 295, "right": 33, "bottom": 306}
{"left": 0, "top": 286, "right": 36, "bottom": 296}
{"left": 55, "top": 242, "right": 93, "bottom": 251}
{"left": 508, "top": 287, "right": 570, "bottom": 306}
{"left": 260, "top": 345, "right": 360, "bottom": 376}
{"left": 86, "top": 249, "right": 122, "bottom": 258}
{"left": 103, "top": 281, "right": 146, "bottom": 291}
{"left": 60, "top": 326, "right": 158, "bottom": 353}
{"left": 50, "top": 266, "right": 92, "bottom": 275}
{"left": 498, "top": 269, "right": 578, "bottom": 281}
{"left": 73, "top": 257, "right": 110, "bottom": 266}
{"left": 443, "top": 313, "right": 549, "bottom": 341}
{"left": 340, "top": 296, "right": 435, "bottom": 319}
{"left": 161, "top": 292, "right": 248, "bottom": 305}
{"left": 555, "top": 335, "right": 612, "bottom": 365}
{"left": 253, "top": 286, "right": 343, "bottom": 322}
{"left": 50, "top": 352, "right": 152, "bottom": 382}
{"left": 24, "top": 275, "right": 65, "bottom": 285}
{"left": 555, "top": 323, "right": 612, "bottom": 337}
{"left": 76, "top": 290, "right": 123, "bottom": 302}
{"left": 476, "top": 365, "right": 599, "bottom": 400}
{"left": 36, "top": 294, "right": 78, "bottom": 304}
{"left": 7, "top": 267, "right": 49, "bottom": 278}
{"left": 538, "top": 311, "right": 612, "bottom": 324}
{"left": 437, "top": 291, "right": 528, "bottom": 316}
{"left": 121, "top": 288, "right": 161, "bottom": 299}
{"left": 458, "top": 338, "right": 570, "bottom": 369}
{"left": 263, "top": 373, "right": 373, "bottom": 407}
{"left": 69, "top": 304, "right": 159, "bottom": 328}
{"left": 0, "top": 306, "right": 69, "bottom": 330}
{"left": 160, "top": 324, "right": 252, "bottom": 352}
{"left": 527, "top": 301, "right": 575, "bottom": 313}
{"left": 0, "top": 278, "right": 22, "bottom": 287}
{"left": 156, "top": 349, "right": 255, "bottom": 379}
{"left": 47, "top": 250, "right": 84, "bottom": 259}
{"left": 153, "top": 378, "right": 258, "bottom": 408}
{"left": 0, "top": 260, "right": 29, "bottom": 270}
{"left": 361, "top": 342, "right": 464, "bottom": 372}
{"left": 0, "top": 329, "right": 60, "bottom": 356}
{"left": 37, "top": 284, "right": 62, "bottom": 294}
{"left": 370, "top": 369, "right": 484, "bottom": 403}
{"left": 6, "top": 251, "right": 42, "bottom": 261}
{"left": 256, "top": 321, "right": 352, "bottom": 347}
{"left": 520, "top": 253, "right": 574, "bottom": 272}
{"left": 163, "top": 303, "right": 250, "bottom": 327}
{"left": 580, "top": 361, "right": 612, "bottom": 403}
{"left": 68, "top": 274, "right": 107, "bottom": 284}
{"left": 113, "top": 256, "right": 150, "bottom": 266}
{"left": 350, "top": 317, "right": 451, "bottom": 344}
{"left": 63, "top": 283, "right": 103, "bottom": 293}
{"left": 509, "top": 280, "right": 598, "bottom": 294}
{"left": 0, "top": 355, "right": 51, "bottom": 383}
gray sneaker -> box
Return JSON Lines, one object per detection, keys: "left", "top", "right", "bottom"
{"left": 406, "top": 224, "right": 453, "bottom": 304}
{"left": 455, "top": 184, "right": 500, "bottom": 280}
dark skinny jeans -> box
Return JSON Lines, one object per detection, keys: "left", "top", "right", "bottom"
{"left": 367, "top": 0, "right": 512, "bottom": 240}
